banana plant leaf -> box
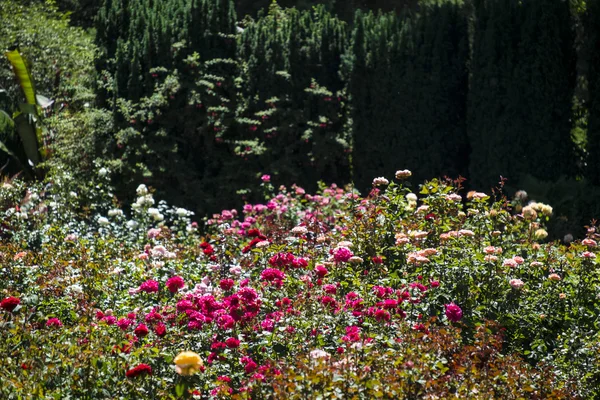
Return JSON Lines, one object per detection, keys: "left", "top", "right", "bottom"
{"left": 5, "top": 48, "right": 36, "bottom": 105}
{"left": 0, "top": 110, "right": 28, "bottom": 173}
{"left": 13, "top": 112, "right": 41, "bottom": 166}
{"left": 0, "top": 110, "right": 14, "bottom": 136}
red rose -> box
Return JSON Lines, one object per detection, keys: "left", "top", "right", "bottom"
{"left": 154, "top": 322, "right": 167, "bottom": 337}
{"left": 225, "top": 337, "right": 240, "bottom": 348}
{"left": 166, "top": 276, "right": 185, "bottom": 293}
{"left": 219, "top": 279, "right": 235, "bottom": 291}
{"left": 444, "top": 303, "right": 463, "bottom": 322}
{"left": 0, "top": 297, "right": 20, "bottom": 312}
{"left": 125, "top": 363, "right": 152, "bottom": 378}
{"left": 134, "top": 323, "right": 149, "bottom": 338}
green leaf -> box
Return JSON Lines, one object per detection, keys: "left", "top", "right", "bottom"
{"left": 0, "top": 110, "right": 15, "bottom": 139}
{"left": 5, "top": 48, "right": 36, "bottom": 105}
{"left": 14, "top": 112, "right": 40, "bottom": 166}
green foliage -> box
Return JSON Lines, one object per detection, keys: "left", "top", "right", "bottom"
{"left": 263, "top": 322, "right": 575, "bottom": 398}
{"left": 96, "top": 0, "right": 236, "bottom": 102}
{"left": 345, "top": 1, "right": 470, "bottom": 191}
{"left": 468, "top": 0, "right": 577, "bottom": 190}
{"left": 0, "top": 0, "right": 96, "bottom": 178}
{"left": 237, "top": 4, "right": 351, "bottom": 189}
{"left": 0, "top": 169, "right": 595, "bottom": 397}
{"left": 0, "top": 0, "right": 95, "bottom": 108}
{"left": 586, "top": 0, "right": 600, "bottom": 185}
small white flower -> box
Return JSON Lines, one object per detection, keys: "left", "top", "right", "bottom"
{"left": 147, "top": 208, "right": 164, "bottom": 221}
{"left": 98, "top": 216, "right": 109, "bottom": 226}
{"left": 65, "top": 233, "right": 78, "bottom": 242}
{"left": 98, "top": 167, "right": 109, "bottom": 177}
{"left": 136, "top": 184, "right": 149, "bottom": 196}
{"left": 69, "top": 191, "right": 78, "bottom": 198}
{"left": 291, "top": 226, "right": 308, "bottom": 235}
{"left": 406, "top": 193, "right": 418, "bottom": 202}
{"left": 136, "top": 194, "right": 155, "bottom": 207}
{"left": 255, "top": 240, "right": 270, "bottom": 248}
{"left": 372, "top": 177, "right": 389, "bottom": 186}
{"left": 108, "top": 208, "right": 123, "bottom": 217}
{"left": 67, "top": 284, "right": 83, "bottom": 294}
{"left": 395, "top": 169, "right": 412, "bottom": 179}
{"left": 229, "top": 265, "right": 242, "bottom": 275}
{"left": 176, "top": 208, "right": 189, "bottom": 217}
{"left": 126, "top": 220, "right": 139, "bottom": 229}
{"left": 310, "top": 349, "right": 330, "bottom": 359}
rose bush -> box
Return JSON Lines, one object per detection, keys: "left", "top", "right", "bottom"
{"left": 0, "top": 169, "right": 597, "bottom": 398}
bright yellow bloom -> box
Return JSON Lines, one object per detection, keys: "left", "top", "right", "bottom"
{"left": 174, "top": 351, "right": 203, "bottom": 376}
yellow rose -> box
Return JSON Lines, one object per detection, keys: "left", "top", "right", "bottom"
{"left": 174, "top": 351, "right": 203, "bottom": 376}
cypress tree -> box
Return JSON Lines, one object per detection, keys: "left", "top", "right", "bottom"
{"left": 347, "top": 1, "right": 469, "bottom": 191}
{"left": 237, "top": 4, "right": 350, "bottom": 190}
{"left": 587, "top": 0, "right": 600, "bottom": 185}
{"left": 96, "top": 0, "right": 242, "bottom": 216}
{"left": 96, "top": 0, "right": 236, "bottom": 102}
{"left": 468, "top": 0, "right": 576, "bottom": 190}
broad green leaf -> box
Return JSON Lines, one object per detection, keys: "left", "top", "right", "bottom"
{"left": 0, "top": 110, "right": 15, "bottom": 138}
{"left": 14, "top": 112, "right": 40, "bottom": 166}
{"left": 5, "top": 48, "right": 36, "bottom": 105}
{"left": 0, "top": 138, "right": 18, "bottom": 160}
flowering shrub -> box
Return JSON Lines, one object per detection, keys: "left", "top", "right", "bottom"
{"left": 0, "top": 169, "right": 597, "bottom": 397}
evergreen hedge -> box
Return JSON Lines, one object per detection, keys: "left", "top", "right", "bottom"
{"left": 468, "top": 0, "right": 576, "bottom": 190}
{"left": 346, "top": 1, "right": 469, "bottom": 190}
{"left": 587, "top": 0, "right": 600, "bottom": 185}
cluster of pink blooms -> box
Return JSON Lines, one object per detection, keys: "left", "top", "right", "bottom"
{"left": 260, "top": 268, "right": 286, "bottom": 288}
{"left": 503, "top": 256, "right": 525, "bottom": 268}
{"left": 10, "top": 176, "right": 598, "bottom": 396}
{"left": 332, "top": 246, "right": 353, "bottom": 263}
{"left": 444, "top": 303, "right": 463, "bottom": 322}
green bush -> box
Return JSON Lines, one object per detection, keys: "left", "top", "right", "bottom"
{"left": 468, "top": 0, "right": 576, "bottom": 190}
{"left": 345, "top": 1, "right": 469, "bottom": 191}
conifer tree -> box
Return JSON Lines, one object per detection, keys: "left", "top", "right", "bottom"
{"left": 468, "top": 0, "right": 576, "bottom": 190}
{"left": 237, "top": 4, "right": 350, "bottom": 190}
{"left": 587, "top": 0, "right": 600, "bottom": 185}
{"left": 346, "top": 1, "right": 469, "bottom": 191}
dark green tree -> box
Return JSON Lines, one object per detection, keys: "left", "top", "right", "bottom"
{"left": 237, "top": 4, "right": 350, "bottom": 190}
{"left": 586, "top": 0, "right": 600, "bottom": 185}
{"left": 346, "top": 1, "right": 469, "bottom": 191}
{"left": 468, "top": 0, "right": 576, "bottom": 191}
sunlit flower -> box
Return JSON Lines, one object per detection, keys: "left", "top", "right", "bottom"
{"left": 174, "top": 351, "right": 203, "bottom": 376}
{"left": 509, "top": 278, "right": 524, "bottom": 289}
{"left": 310, "top": 349, "right": 330, "bottom": 359}
{"left": 444, "top": 303, "right": 462, "bottom": 322}
{"left": 0, "top": 297, "right": 20, "bottom": 312}
{"left": 395, "top": 169, "right": 412, "bottom": 179}
{"left": 126, "top": 364, "right": 152, "bottom": 378}
{"left": 372, "top": 177, "right": 389, "bottom": 186}
{"left": 548, "top": 273, "right": 561, "bottom": 281}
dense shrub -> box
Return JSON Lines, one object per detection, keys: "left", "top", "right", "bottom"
{"left": 345, "top": 1, "right": 469, "bottom": 191}
{"left": 96, "top": 0, "right": 236, "bottom": 102}
{"left": 586, "top": 0, "right": 600, "bottom": 186}
{"left": 468, "top": 0, "right": 576, "bottom": 189}
{"left": 0, "top": 0, "right": 96, "bottom": 176}
{"left": 1, "top": 168, "right": 598, "bottom": 397}
{"left": 237, "top": 4, "right": 351, "bottom": 190}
